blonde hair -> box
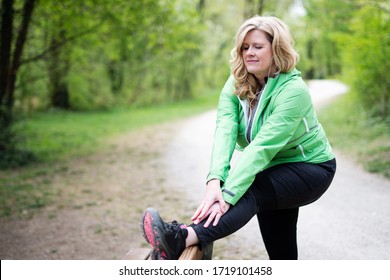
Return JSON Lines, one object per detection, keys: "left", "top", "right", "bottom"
{"left": 230, "top": 16, "right": 299, "bottom": 100}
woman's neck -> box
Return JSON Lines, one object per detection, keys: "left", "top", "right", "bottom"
{"left": 256, "top": 65, "right": 277, "bottom": 86}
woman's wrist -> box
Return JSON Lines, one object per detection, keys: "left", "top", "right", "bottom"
{"left": 206, "top": 178, "right": 221, "bottom": 187}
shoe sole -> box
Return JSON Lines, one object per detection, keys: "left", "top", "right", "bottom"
{"left": 140, "top": 208, "right": 165, "bottom": 259}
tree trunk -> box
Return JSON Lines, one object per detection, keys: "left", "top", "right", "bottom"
{"left": 0, "top": 0, "right": 14, "bottom": 150}
{"left": 244, "top": 0, "right": 265, "bottom": 18}
{"left": 244, "top": 0, "right": 254, "bottom": 18}
{"left": 0, "top": 0, "right": 13, "bottom": 109}
{"left": 48, "top": 29, "right": 70, "bottom": 109}
{"left": 257, "top": 0, "right": 265, "bottom": 15}
{"left": 0, "top": 0, "right": 36, "bottom": 152}
{"left": 107, "top": 60, "right": 124, "bottom": 95}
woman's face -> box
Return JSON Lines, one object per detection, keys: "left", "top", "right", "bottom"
{"left": 242, "top": 29, "right": 274, "bottom": 82}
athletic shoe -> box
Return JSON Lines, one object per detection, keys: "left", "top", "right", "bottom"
{"left": 141, "top": 207, "right": 188, "bottom": 260}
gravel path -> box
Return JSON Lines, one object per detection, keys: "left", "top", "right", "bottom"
{"left": 164, "top": 80, "right": 390, "bottom": 260}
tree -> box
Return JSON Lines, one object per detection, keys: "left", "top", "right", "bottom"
{"left": 244, "top": 0, "right": 265, "bottom": 17}
{"left": 0, "top": 0, "right": 36, "bottom": 157}
{"left": 338, "top": 0, "right": 390, "bottom": 118}
{"left": 0, "top": 0, "right": 206, "bottom": 164}
{"left": 33, "top": 0, "right": 105, "bottom": 109}
{"left": 301, "top": 0, "right": 358, "bottom": 79}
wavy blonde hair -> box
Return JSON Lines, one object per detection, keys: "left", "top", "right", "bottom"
{"left": 230, "top": 16, "right": 299, "bottom": 100}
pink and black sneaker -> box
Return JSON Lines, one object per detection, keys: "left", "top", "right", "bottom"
{"left": 141, "top": 207, "right": 188, "bottom": 260}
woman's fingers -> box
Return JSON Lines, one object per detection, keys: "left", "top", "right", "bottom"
{"left": 192, "top": 200, "right": 213, "bottom": 222}
{"left": 220, "top": 201, "right": 231, "bottom": 214}
{"left": 192, "top": 200, "right": 230, "bottom": 226}
{"left": 202, "top": 210, "right": 223, "bottom": 228}
{"left": 192, "top": 181, "right": 224, "bottom": 223}
{"left": 212, "top": 212, "right": 222, "bottom": 227}
{"left": 191, "top": 203, "right": 204, "bottom": 221}
{"left": 203, "top": 211, "right": 217, "bottom": 228}
{"left": 198, "top": 201, "right": 212, "bottom": 220}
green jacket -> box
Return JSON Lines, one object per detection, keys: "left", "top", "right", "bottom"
{"left": 207, "top": 69, "right": 335, "bottom": 205}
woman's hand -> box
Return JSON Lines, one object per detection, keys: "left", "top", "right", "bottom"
{"left": 201, "top": 201, "right": 231, "bottom": 227}
{"left": 191, "top": 179, "right": 230, "bottom": 227}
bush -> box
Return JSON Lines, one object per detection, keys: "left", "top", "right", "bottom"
{"left": 338, "top": 4, "right": 390, "bottom": 119}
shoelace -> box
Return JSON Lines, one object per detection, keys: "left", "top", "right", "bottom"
{"left": 164, "top": 220, "right": 183, "bottom": 239}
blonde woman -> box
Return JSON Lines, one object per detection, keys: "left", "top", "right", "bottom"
{"left": 141, "top": 15, "right": 336, "bottom": 260}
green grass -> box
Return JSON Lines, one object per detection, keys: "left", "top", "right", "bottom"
{"left": 12, "top": 91, "right": 219, "bottom": 163}
{"left": 0, "top": 162, "right": 71, "bottom": 218}
{"left": 318, "top": 90, "right": 390, "bottom": 179}
{"left": 0, "top": 171, "right": 54, "bottom": 218}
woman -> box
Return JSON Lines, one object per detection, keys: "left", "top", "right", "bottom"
{"left": 141, "top": 15, "right": 336, "bottom": 260}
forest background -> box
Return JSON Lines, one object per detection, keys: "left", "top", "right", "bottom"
{"left": 0, "top": 0, "right": 389, "bottom": 219}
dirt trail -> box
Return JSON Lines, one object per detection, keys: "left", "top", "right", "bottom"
{"left": 1, "top": 80, "right": 389, "bottom": 260}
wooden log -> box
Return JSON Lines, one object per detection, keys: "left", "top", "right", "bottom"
{"left": 179, "top": 242, "right": 213, "bottom": 260}
{"left": 179, "top": 245, "right": 203, "bottom": 260}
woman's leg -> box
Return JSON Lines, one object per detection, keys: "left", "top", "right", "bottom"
{"left": 257, "top": 208, "right": 299, "bottom": 260}
{"left": 252, "top": 159, "right": 336, "bottom": 259}
{"left": 257, "top": 159, "right": 336, "bottom": 209}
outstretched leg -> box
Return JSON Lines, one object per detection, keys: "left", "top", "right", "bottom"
{"left": 141, "top": 188, "right": 259, "bottom": 259}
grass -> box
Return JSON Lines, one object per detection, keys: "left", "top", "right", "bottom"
{"left": 0, "top": 164, "right": 66, "bottom": 218}
{"left": 12, "top": 91, "right": 219, "bottom": 163}
{"left": 318, "top": 90, "right": 390, "bottom": 179}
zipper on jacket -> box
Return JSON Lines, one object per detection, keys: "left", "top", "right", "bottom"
{"left": 246, "top": 99, "right": 260, "bottom": 143}
{"left": 245, "top": 83, "right": 267, "bottom": 143}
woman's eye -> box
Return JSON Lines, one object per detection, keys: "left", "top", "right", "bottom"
{"left": 241, "top": 45, "right": 263, "bottom": 51}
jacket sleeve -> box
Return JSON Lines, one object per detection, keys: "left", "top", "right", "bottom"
{"left": 207, "top": 75, "right": 239, "bottom": 183}
{"left": 221, "top": 84, "right": 312, "bottom": 205}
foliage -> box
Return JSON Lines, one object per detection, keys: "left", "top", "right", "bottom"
{"left": 300, "top": 0, "right": 355, "bottom": 79}
{"left": 336, "top": 1, "right": 390, "bottom": 119}
{"left": 298, "top": 0, "right": 389, "bottom": 177}
{"left": 300, "top": 0, "right": 390, "bottom": 119}
{"left": 16, "top": 0, "right": 205, "bottom": 110}
{"left": 1, "top": 0, "right": 207, "bottom": 166}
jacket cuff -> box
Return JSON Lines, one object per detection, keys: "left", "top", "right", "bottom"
{"left": 206, "top": 173, "right": 225, "bottom": 185}
{"left": 222, "top": 189, "right": 238, "bottom": 205}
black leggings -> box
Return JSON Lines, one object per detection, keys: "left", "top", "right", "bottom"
{"left": 191, "top": 159, "right": 336, "bottom": 260}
